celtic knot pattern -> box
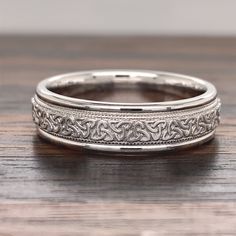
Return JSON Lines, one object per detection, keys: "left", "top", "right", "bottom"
{"left": 32, "top": 96, "right": 220, "bottom": 145}
{"left": 32, "top": 97, "right": 220, "bottom": 145}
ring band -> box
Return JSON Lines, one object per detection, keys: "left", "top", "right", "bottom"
{"left": 32, "top": 70, "right": 221, "bottom": 152}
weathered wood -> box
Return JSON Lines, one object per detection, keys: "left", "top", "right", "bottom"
{"left": 1, "top": 201, "right": 236, "bottom": 236}
{"left": 0, "top": 36, "right": 236, "bottom": 235}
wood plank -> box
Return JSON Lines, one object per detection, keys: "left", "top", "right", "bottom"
{"left": 1, "top": 201, "right": 236, "bottom": 236}
{"left": 0, "top": 36, "right": 236, "bottom": 235}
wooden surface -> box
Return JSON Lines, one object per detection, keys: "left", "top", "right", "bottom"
{"left": 0, "top": 36, "right": 236, "bottom": 235}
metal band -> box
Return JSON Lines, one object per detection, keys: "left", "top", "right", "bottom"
{"left": 32, "top": 70, "right": 221, "bottom": 152}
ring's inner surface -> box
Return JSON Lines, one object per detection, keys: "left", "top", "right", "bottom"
{"left": 48, "top": 72, "right": 206, "bottom": 103}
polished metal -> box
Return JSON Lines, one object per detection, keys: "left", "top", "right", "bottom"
{"left": 32, "top": 70, "right": 221, "bottom": 152}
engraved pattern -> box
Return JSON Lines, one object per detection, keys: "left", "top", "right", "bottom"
{"left": 32, "top": 96, "right": 220, "bottom": 145}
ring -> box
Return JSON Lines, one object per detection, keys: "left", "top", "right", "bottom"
{"left": 32, "top": 70, "right": 221, "bottom": 152}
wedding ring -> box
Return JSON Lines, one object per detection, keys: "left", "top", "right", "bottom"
{"left": 32, "top": 70, "right": 221, "bottom": 152}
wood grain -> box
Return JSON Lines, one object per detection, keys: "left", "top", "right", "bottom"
{"left": 0, "top": 36, "right": 236, "bottom": 235}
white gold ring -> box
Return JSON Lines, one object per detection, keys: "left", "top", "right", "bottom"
{"left": 32, "top": 70, "right": 221, "bottom": 152}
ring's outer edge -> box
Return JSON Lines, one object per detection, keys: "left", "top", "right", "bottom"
{"left": 36, "top": 70, "right": 217, "bottom": 112}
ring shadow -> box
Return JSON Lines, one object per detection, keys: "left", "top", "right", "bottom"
{"left": 33, "top": 134, "right": 219, "bottom": 197}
